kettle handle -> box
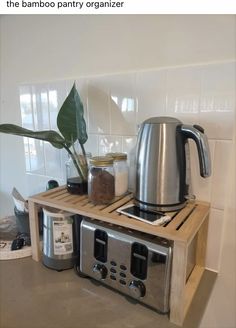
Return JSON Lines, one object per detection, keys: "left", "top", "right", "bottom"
{"left": 180, "top": 124, "right": 211, "bottom": 178}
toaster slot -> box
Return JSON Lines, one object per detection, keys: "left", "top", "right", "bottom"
{"left": 94, "top": 229, "right": 108, "bottom": 263}
{"left": 131, "top": 242, "right": 148, "bottom": 280}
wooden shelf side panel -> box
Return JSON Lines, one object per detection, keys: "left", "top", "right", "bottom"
{"left": 28, "top": 200, "right": 41, "bottom": 262}
{"left": 170, "top": 241, "right": 188, "bottom": 325}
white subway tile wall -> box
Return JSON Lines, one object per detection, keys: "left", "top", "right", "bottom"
{"left": 98, "top": 135, "right": 123, "bottom": 155}
{"left": 166, "top": 66, "right": 202, "bottom": 124}
{"left": 87, "top": 76, "right": 111, "bottom": 134}
{"left": 205, "top": 208, "right": 225, "bottom": 272}
{"left": 210, "top": 140, "right": 233, "bottom": 210}
{"left": 19, "top": 61, "right": 236, "bottom": 271}
{"left": 199, "top": 63, "right": 235, "bottom": 140}
{"left": 136, "top": 69, "right": 167, "bottom": 124}
{"left": 102, "top": 73, "right": 136, "bottom": 136}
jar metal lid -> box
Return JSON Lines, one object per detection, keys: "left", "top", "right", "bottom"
{"left": 106, "top": 152, "right": 127, "bottom": 161}
{"left": 89, "top": 156, "right": 114, "bottom": 166}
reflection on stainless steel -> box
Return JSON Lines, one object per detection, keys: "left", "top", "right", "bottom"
{"left": 135, "top": 117, "right": 211, "bottom": 212}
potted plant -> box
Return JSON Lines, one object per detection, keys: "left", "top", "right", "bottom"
{"left": 0, "top": 83, "right": 89, "bottom": 194}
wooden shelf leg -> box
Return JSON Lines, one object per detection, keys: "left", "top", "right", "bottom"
{"left": 28, "top": 200, "right": 41, "bottom": 262}
{"left": 169, "top": 216, "right": 209, "bottom": 326}
{"left": 169, "top": 240, "right": 187, "bottom": 326}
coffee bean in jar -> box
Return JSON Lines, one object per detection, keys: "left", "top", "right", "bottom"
{"left": 88, "top": 156, "right": 115, "bottom": 205}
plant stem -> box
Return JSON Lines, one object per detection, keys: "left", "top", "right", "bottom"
{"left": 63, "top": 145, "right": 86, "bottom": 182}
{"left": 78, "top": 142, "right": 89, "bottom": 180}
{"left": 80, "top": 142, "right": 87, "bottom": 160}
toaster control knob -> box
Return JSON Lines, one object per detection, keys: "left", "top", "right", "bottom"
{"left": 93, "top": 263, "right": 108, "bottom": 280}
{"left": 129, "top": 280, "right": 146, "bottom": 298}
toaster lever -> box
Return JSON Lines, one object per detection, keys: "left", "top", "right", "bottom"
{"left": 133, "top": 253, "right": 146, "bottom": 261}
{"left": 95, "top": 238, "right": 106, "bottom": 245}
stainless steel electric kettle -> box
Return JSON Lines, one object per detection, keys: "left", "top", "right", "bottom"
{"left": 134, "top": 117, "right": 211, "bottom": 212}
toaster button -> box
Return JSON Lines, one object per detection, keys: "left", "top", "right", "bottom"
{"left": 119, "top": 279, "right": 126, "bottom": 285}
{"left": 120, "top": 264, "right": 127, "bottom": 271}
{"left": 110, "top": 261, "right": 117, "bottom": 266}
{"left": 120, "top": 272, "right": 126, "bottom": 278}
{"left": 110, "top": 268, "right": 117, "bottom": 274}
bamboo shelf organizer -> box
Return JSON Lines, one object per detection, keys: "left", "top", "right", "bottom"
{"left": 28, "top": 186, "right": 210, "bottom": 326}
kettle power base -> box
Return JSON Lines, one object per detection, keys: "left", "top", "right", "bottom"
{"left": 116, "top": 204, "right": 172, "bottom": 226}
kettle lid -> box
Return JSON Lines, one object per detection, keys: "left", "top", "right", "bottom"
{"left": 143, "top": 116, "right": 182, "bottom": 124}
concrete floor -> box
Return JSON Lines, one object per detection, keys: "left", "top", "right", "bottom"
{"left": 0, "top": 257, "right": 216, "bottom": 328}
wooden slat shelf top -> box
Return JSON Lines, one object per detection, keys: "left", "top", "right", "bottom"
{"left": 29, "top": 186, "right": 210, "bottom": 243}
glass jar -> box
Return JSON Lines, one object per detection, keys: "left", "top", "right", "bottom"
{"left": 66, "top": 153, "right": 91, "bottom": 195}
{"left": 106, "top": 152, "right": 128, "bottom": 196}
{"left": 88, "top": 156, "right": 115, "bottom": 204}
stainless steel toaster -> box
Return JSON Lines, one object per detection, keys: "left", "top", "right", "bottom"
{"left": 79, "top": 217, "right": 172, "bottom": 313}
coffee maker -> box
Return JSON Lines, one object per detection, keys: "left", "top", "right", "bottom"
{"left": 134, "top": 117, "right": 211, "bottom": 212}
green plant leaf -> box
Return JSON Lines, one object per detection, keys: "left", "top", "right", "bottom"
{"left": 0, "top": 124, "right": 65, "bottom": 149}
{"left": 57, "top": 83, "right": 88, "bottom": 146}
